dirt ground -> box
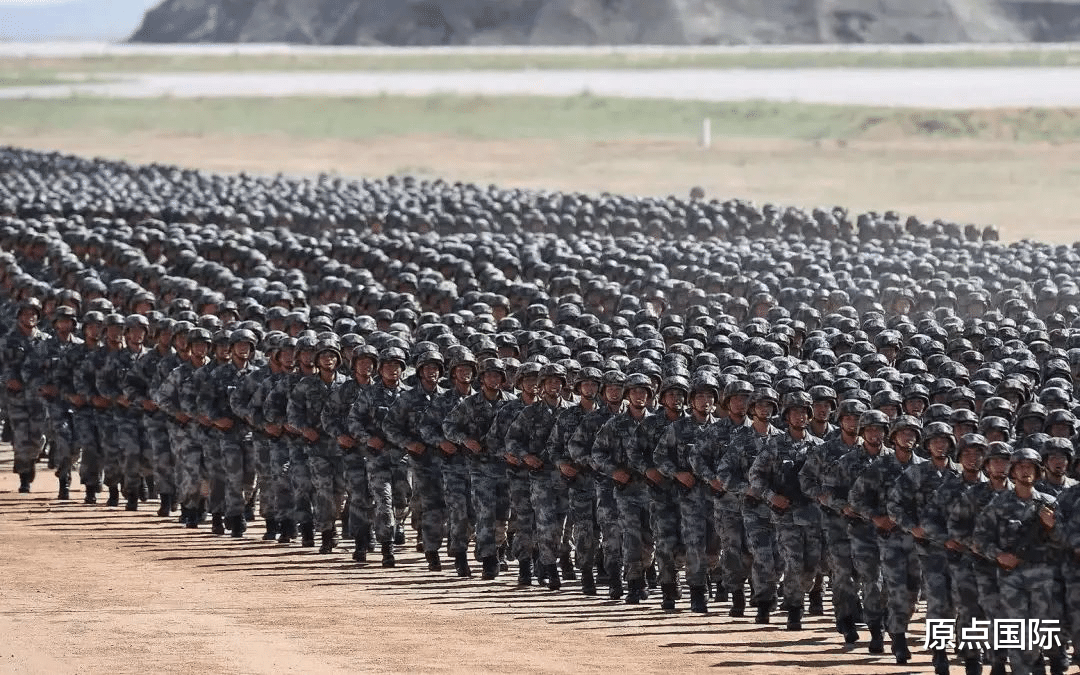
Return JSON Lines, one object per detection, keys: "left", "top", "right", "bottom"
{"left": 3, "top": 130, "right": 1078, "bottom": 244}
{"left": 0, "top": 446, "right": 938, "bottom": 675}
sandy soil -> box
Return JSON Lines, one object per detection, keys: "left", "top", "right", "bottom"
{"left": 0, "top": 445, "right": 938, "bottom": 675}
{"left": 3, "top": 130, "right": 1077, "bottom": 245}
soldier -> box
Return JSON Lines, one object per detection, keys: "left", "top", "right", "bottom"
{"left": 717, "top": 387, "right": 781, "bottom": 622}
{"left": 231, "top": 331, "right": 279, "bottom": 539}
{"left": 887, "top": 421, "right": 961, "bottom": 674}
{"left": 807, "top": 385, "right": 837, "bottom": 440}
{"left": 1037, "top": 437, "right": 1079, "bottom": 497}
{"left": 256, "top": 335, "right": 299, "bottom": 543}
{"left": 750, "top": 391, "right": 823, "bottom": 630}
{"left": 138, "top": 318, "right": 178, "bottom": 517}
{"left": 506, "top": 362, "right": 574, "bottom": 586}
{"left": 272, "top": 334, "right": 319, "bottom": 546}
{"left": 973, "top": 448, "right": 1064, "bottom": 675}
{"left": 567, "top": 369, "right": 627, "bottom": 598}
{"left": 824, "top": 409, "right": 890, "bottom": 652}
{"left": 636, "top": 374, "right": 690, "bottom": 610}
{"left": 480, "top": 360, "right": 541, "bottom": 576}
{"left": 948, "top": 441, "right": 1014, "bottom": 674}
{"left": 26, "top": 305, "right": 81, "bottom": 499}
{"left": 544, "top": 365, "right": 604, "bottom": 591}
{"left": 656, "top": 373, "right": 720, "bottom": 613}
{"left": 592, "top": 372, "right": 654, "bottom": 604}
{"left": 801, "top": 397, "right": 864, "bottom": 640}
{"left": 67, "top": 311, "right": 105, "bottom": 503}
{"left": 419, "top": 349, "right": 476, "bottom": 576}
{"left": 160, "top": 327, "right": 211, "bottom": 527}
{"left": 194, "top": 330, "right": 232, "bottom": 533}
{"left": 93, "top": 313, "right": 128, "bottom": 506}
{"left": 444, "top": 357, "right": 514, "bottom": 579}
{"left": 289, "top": 337, "right": 347, "bottom": 552}
{"left": 2, "top": 298, "right": 47, "bottom": 492}
{"left": 323, "top": 343, "right": 376, "bottom": 560}
{"left": 210, "top": 329, "right": 260, "bottom": 537}
{"left": 1057, "top": 477, "right": 1080, "bottom": 669}
{"left": 109, "top": 315, "right": 150, "bottom": 511}
{"left": 385, "top": 349, "right": 444, "bottom": 569}
{"left": 348, "top": 346, "right": 408, "bottom": 566}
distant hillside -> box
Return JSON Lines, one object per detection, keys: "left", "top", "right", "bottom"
{"left": 0, "top": 0, "right": 158, "bottom": 41}
{"left": 128, "top": 0, "right": 1080, "bottom": 45}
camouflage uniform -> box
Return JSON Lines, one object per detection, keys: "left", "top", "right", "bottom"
{"left": 655, "top": 412, "right": 717, "bottom": 589}
{"left": 349, "top": 380, "right": 407, "bottom": 545}
{"left": 506, "top": 398, "right": 574, "bottom": 568}
{"left": 192, "top": 359, "right": 226, "bottom": 517}
{"left": 91, "top": 342, "right": 125, "bottom": 495}
{"left": 141, "top": 346, "right": 178, "bottom": 506}
{"left": 231, "top": 362, "right": 274, "bottom": 524}
{"left": 974, "top": 487, "right": 1063, "bottom": 674}
{"left": 1057, "top": 483, "right": 1080, "bottom": 665}
{"left": 948, "top": 478, "right": 1012, "bottom": 634}
{"left": 1, "top": 324, "right": 47, "bottom": 480}
{"left": 99, "top": 343, "right": 147, "bottom": 502}
{"left": 209, "top": 359, "right": 260, "bottom": 526}
{"left": 887, "top": 457, "right": 963, "bottom": 623}
{"left": 799, "top": 433, "right": 860, "bottom": 623}
{"left": 266, "top": 369, "right": 310, "bottom": 528}
{"left": 253, "top": 369, "right": 293, "bottom": 528}
{"left": 65, "top": 338, "right": 102, "bottom": 492}
{"left": 384, "top": 381, "right": 444, "bottom": 554}
{"left": 592, "top": 409, "right": 653, "bottom": 583}
{"left": 717, "top": 424, "right": 781, "bottom": 609}
{"left": 26, "top": 331, "right": 81, "bottom": 489}
{"left": 478, "top": 394, "right": 523, "bottom": 563}
{"left": 322, "top": 375, "right": 371, "bottom": 546}
{"left": 694, "top": 415, "right": 753, "bottom": 591}
{"left": 567, "top": 404, "right": 621, "bottom": 579}
{"left": 824, "top": 444, "right": 889, "bottom": 628}
{"left": 750, "top": 429, "right": 824, "bottom": 614}
{"left": 155, "top": 359, "right": 201, "bottom": 512}
{"left": 289, "top": 370, "right": 347, "bottom": 535}
{"left": 540, "top": 403, "right": 588, "bottom": 572}
{"left": 418, "top": 387, "right": 470, "bottom": 556}
{"left": 634, "top": 410, "right": 685, "bottom": 586}
{"left": 850, "top": 451, "right": 925, "bottom": 637}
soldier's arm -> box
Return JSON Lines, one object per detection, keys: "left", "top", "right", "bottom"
{"left": 972, "top": 499, "right": 1002, "bottom": 561}
{"left": 947, "top": 491, "right": 976, "bottom": 547}
{"left": 416, "top": 401, "right": 445, "bottom": 447}
{"left": 566, "top": 419, "right": 592, "bottom": 467}
{"left": 797, "top": 447, "right": 824, "bottom": 500}
{"left": 504, "top": 407, "right": 532, "bottom": 461}
{"left": 688, "top": 431, "right": 715, "bottom": 482}
{"left": 590, "top": 420, "right": 620, "bottom": 477}
{"left": 346, "top": 390, "right": 374, "bottom": 443}
{"left": 384, "top": 392, "right": 420, "bottom": 449}
{"left": 848, "top": 467, "right": 875, "bottom": 518}
{"left": 887, "top": 468, "right": 920, "bottom": 532}
{"left": 748, "top": 445, "right": 776, "bottom": 503}
{"left": 654, "top": 425, "right": 679, "bottom": 479}
{"left": 442, "top": 398, "right": 472, "bottom": 446}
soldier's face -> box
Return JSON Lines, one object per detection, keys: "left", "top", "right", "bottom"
{"left": 986, "top": 456, "right": 1010, "bottom": 479}
{"left": 1022, "top": 417, "right": 1042, "bottom": 435}
{"left": 927, "top": 436, "right": 951, "bottom": 459}
{"left": 628, "top": 387, "right": 650, "bottom": 411}
{"left": 451, "top": 365, "right": 474, "bottom": 386}
{"left": 959, "top": 447, "right": 983, "bottom": 472}
{"left": 124, "top": 327, "right": 146, "bottom": 350}
{"left": 157, "top": 330, "right": 173, "bottom": 349}
{"left": 1010, "top": 460, "right": 1038, "bottom": 486}
{"left": 577, "top": 381, "right": 598, "bottom": 400}
{"left": 893, "top": 428, "right": 918, "bottom": 451}
{"left": 106, "top": 325, "right": 123, "bottom": 344}
{"left": 811, "top": 401, "right": 831, "bottom": 423}
{"left": 419, "top": 363, "right": 441, "bottom": 387}
{"left": 839, "top": 414, "right": 859, "bottom": 437}
{"left": 354, "top": 357, "right": 374, "bottom": 381}
{"left": 602, "top": 385, "right": 624, "bottom": 406}
{"left": 233, "top": 342, "right": 252, "bottom": 361}
{"left": 1046, "top": 453, "right": 1068, "bottom": 477}
{"left": 786, "top": 407, "right": 808, "bottom": 430}
{"left": 277, "top": 348, "right": 295, "bottom": 370}
{"left": 1049, "top": 423, "right": 1072, "bottom": 438}
{"left": 520, "top": 375, "right": 539, "bottom": 397}
{"left": 54, "top": 318, "right": 74, "bottom": 336}
{"left": 481, "top": 371, "right": 504, "bottom": 392}
{"left": 317, "top": 351, "right": 338, "bottom": 372}
{"left": 728, "top": 394, "right": 748, "bottom": 417}
{"left": 862, "top": 426, "right": 885, "bottom": 447}
{"left": 750, "top": 402, "right": 773, "bottom": 421}
{"left": 984, "top": 429, "right": 1007, "bottom": 443}
{"left": 661, "top": 389, "right": 685, "bottom": 413}
{"left": 17, "top": 308, "right": 37, "bottom": 330}
{"left": 190, "top": 342, "right": 209, "bottom": 359}
{"left": 904, "top": 399, "right": 925, "bottom": 416}
{"left": 380, "top": 361, "right": 402, "bottom": 386}
{"left": 879, "top": 404, "right": 899, "bottom": 420}
{"left": 541, "top": 377, "right": 562, "bottom": 399}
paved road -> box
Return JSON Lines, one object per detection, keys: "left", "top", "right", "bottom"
{"left": 3, "top": 67, "right": 1080, "bottom": 108}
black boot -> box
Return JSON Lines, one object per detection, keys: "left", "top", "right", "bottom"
{"left": 625, "top": 578, "right": 646, "bottom": 605}
{"left": 868, "top": 620, "right": 885, "bottom": 654}
{"left": 755, "top": 601, "right": 771, "bottom": 624}
{"left": 17, "top": 472, "right": 32, "bottom": 493}
{"left": 547, "top": 564, "right": 561, "bottom": 591}
{"left": 560, "top": 552, "right": 576, "bottom": 581}
{"left": 454, "top": 552, "right": 472, "bottom": 578}
{"left": 481, "top": 555, "right": 499, "bottom": 580}
{"left": 963, "top": 656, "right": 981, "bottom": 675}
{"left": 278, "top": 519, "right": 295, "bottom": 544}
{"left": 808, "top": 589, "right": 824, "bottom": 616}
{"left": 498, "top": 542, "right": 509, "bottom": 572}
{"left": 580, "top": 567, "right": 597, "bottom": 595}
{"left": 932, "top": 649, "right": 950, "bottom": 675}
{"left": 381, "top": 542, "right": 396, "bottom": 567}
{"left": 230, "top": 516, "right": 247, "bottom": 538}
{"left": 156, "top": 494, "right": 172, "bottom": 517}
{"left": 184, "top": 507, "right": 199, "bottom": 529}
{"left": 211, "top": 513, "right": 226, "bottom": 535}
{"left": 689, "top": 585, "right": 708, "bottom": 613}
{"left": 890, "top": 632, "right": 911, "bottom": 664}
{"left": 57, "top": 476, "right": 70, "bottom": 500}
{"left": 318, "top": 529, "right": 336, "bottom": 553}
{"left": 729, "top": 587, "right": 746, "bottom": 618}
{"left": 786, "top": 605, "right": 803, "bottom": 631}
{"left": 139, "top": 478, "right": 149, "bottom": 502}
{"left": 607, "top": 565, "right": 623, "bottom": 600}
{"left": 394, "top": 523, "right": 406, "bottom": 546}
{"left": 125, "top": 494, "right": 139, "bottom": 511}
{"left": 300, "top": 523, "right": 315, "bottom": 547}
{"left": 426, "top": 550, "right": 442, "bottom": 571}
{"left": 516, "top": 558, "right": 532, "bottom": 585}
{"left": 262, "top": 519, "right": 278, "bottom": 541}
{"left": 353, "top": 537, "right": 368, "bottom": 563}
{"left": 645, "top": 564, "right": 657, "bottom": 590}
{"left": 534, "top": 554, "right": 548, "bottom": 585}
{"left": 660, "top": 583, "right": 678, "bottom": 611}
{"left": 840, "top": 615, "right": 860, "bottom": 644}
{"left": 989, "top": 654, "right": 1007, "bottom": 675}
{"left": 106, "top": 485, "right": 119, "bottom": 507}
{"left": 83, "top": 484, "right": 99, "bottom": 504}
{"left": 714, "top": 579, "right": 728, "bottom": 603}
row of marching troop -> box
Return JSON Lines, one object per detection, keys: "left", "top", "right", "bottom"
{"left": 2, "top": 146, "right": 1080, "bottom": 675}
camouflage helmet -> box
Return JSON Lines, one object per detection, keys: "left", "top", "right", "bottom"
{"left": 837, "top": 398, "right": 869, "bottom": 420}
{"left": 414, "top": 350, "right": 445, "bottom": 373}
{"left": 352, "top": 344, "right": 379, "bottom": 366}
{"left": 516, "top": 360, "right": 543, "bottom": 385}
{"left": 574, "top": 366, "right": 603, "bottom": 393}
{"left": 1040, "top": 436, "right": 1074, "bottom": 463}
{"left": 538, "top": 362, "right": 567, "bottom": 385}
{"left": 601, "top": 369, "right": 627, "bottom": 391}
{"left": 979, "top": 415, "right": 1011, "bottom": 440}
{"left": 981, "top": 397, "right": 1016, "bottom": 422}
{"left": 17, "top": 297, "right": 42, "bottom": 317}
{"left": 448, "top": 349, "right": 478, "bottom": 374}
{"left": 104, "top": 312, "right": 125, "bottom": 328}
{"left": 749, "top": 387, "right": 780, "bottom": 412}
{"left": 296, "top": 335, "right": 318, "bottom": 353}
{"left": 722, "top": 379, "right": 754, "bottom": 405}
{"left": 659, "top": 375, "right": 691, "bottom": 398}
{"left": 688, "top": 372, "right": 719, "bottom": 399}
{"left": 858, "top": 409, "right": 891, "bottom": 433}
{"left": 1045, "top": 409, "right": 1077, "bottom": 434}
{"left": 781, "top": 390, "right": 813, "bottom": 418}
{"left": 230, "top": 328, "right": 258, "bottom": 349}
{"left": 985, "top": 441, "right": 1013, "bottom": 462}
{"left": 52, "top": 305, "right": 78, "bottom": 325}
{"left": 83, "top": 310, "right": 106, "bottom": 326}
{"left": 188, "top": 327, "right": 212, "bottom": 344}
{"left": 923, "top": 421, "right": 956, "bottom": 450}
{"left": 956, "top": 432, "right": 989, "bottom": 461}
{"left": 808, "top": 385, "right": 837, "bottom": 409}
{"left": 889, "top": 414, "right": 923, "bottom": 441}
{"left": 479, "top": 357, "right": 507, "bottom": 379}
{"left": 379, "top": 347, "right": 408, "bottom": 369}
{"left": 625, "top": 372, "right": 656, "bottom": 395}
{"left": 1009, "top": 446, "right": 1043, "bottom": 479}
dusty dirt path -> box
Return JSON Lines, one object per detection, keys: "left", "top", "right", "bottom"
{"left": 0, "top": 446, "right": 934, "bottom": 674}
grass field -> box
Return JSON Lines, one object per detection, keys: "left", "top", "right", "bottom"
{"left": 3, "top": 95, "right": 1080, "bottom": 144}
{"left": 3, "top": 46, "right": 1080, "bottom": 83}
